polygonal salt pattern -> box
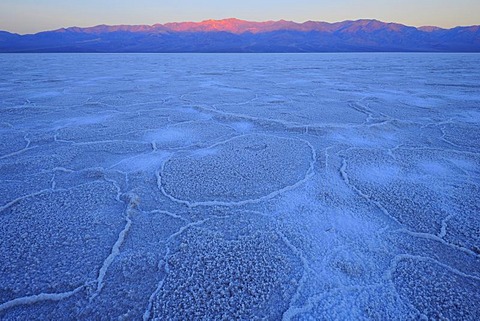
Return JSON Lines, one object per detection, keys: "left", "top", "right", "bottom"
{"left": 0, "top": 53, "right": 479, "bottom": 320}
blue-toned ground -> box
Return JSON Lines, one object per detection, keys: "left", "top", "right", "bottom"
{"left": 0, "top": 53, "right": 479, "bottom": 320}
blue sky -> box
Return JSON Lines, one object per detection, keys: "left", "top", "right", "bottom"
{"left": 1, "top": 0, "right": 479, "bottom": 34}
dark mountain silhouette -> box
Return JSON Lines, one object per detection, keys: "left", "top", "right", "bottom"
{"left": 0, "top": 18, "right": 479, "bottom": 52}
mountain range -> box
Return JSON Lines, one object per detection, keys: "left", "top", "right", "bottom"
{"left": 0, "top": 18, "right": 479, "bottom": 52}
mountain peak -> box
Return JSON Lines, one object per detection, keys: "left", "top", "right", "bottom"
{"left": 418, "top": 26, "right": 445, "bottom": 32}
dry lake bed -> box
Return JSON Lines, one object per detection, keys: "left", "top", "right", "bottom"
{"left": 0, "top": 53, "right": 479, "bottom": 320}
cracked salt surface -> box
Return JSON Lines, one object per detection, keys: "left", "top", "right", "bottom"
{"left": 0, "top": 53, "right": 479, "bottom": 320}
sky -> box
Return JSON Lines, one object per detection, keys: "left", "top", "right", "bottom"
{"left": 1, "top": 0, "right": 479, "bottom": 34}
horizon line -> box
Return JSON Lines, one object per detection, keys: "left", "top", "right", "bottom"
{"left": 3, "top": 17, "right": 479, "bottom": 36}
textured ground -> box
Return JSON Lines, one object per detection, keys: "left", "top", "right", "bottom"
{"left": 0, "top": 53, "right": 479, "bottom": 320}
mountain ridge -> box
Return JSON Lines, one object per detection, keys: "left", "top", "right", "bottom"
{"left": 3, "top": 18, "right": 479, "bottom": 35}
{"left": 1, "top": 18, "right": 479, "bottom": 52}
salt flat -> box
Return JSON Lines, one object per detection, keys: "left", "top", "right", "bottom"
{"left": 0, "top": 53, "right": 479, "bottom": 320}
